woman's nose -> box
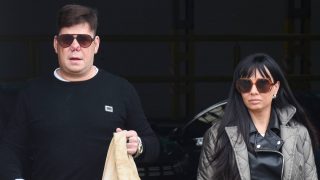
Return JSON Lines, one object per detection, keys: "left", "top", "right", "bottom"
{"left": 250, "top": 84, "right": 259, "bottom": 94}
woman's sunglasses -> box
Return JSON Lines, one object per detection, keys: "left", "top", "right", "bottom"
{"left": 236, "top": 78, "right": 276, "bottom": 93}
{"left": 56, "top": 34, "right": 95, "bottom": 48}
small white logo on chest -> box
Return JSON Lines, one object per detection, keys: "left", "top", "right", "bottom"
{"left": 105, "top": 105, "right": 113, "bottom": 112}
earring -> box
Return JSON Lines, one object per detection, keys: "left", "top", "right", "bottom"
{"left": 272, "top": 94, "right": 277, "bottom": 99}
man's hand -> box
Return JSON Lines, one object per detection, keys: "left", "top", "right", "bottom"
{"left": 116, "top": 128, "right": 139, "bottom": 155}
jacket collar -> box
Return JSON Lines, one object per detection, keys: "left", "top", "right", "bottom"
{"left": 275, "top": 105, "right": 296, "bottom": 125}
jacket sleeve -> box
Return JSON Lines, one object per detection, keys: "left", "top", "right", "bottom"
{"left": 123, "top": 83, "right": 160, "bottom": 163}
{"left": 0, "top": 92, "right": 29, "bottom": 180}
{"left": 302, "top": 126, "right": 318, "bottom": 180}
{"left": 197, "top": 126, "right": 216, "bottom": 180}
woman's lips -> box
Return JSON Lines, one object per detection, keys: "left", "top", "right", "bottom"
{"left": 249, "top": 99, "right": 261, "bottom": 104}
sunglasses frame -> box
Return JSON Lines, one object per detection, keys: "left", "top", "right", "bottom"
{"left": 56, "top": 34, "right": 95, "bottom": 48}
{"left": 236, "top": 78, "right": 276, "bottom": 94}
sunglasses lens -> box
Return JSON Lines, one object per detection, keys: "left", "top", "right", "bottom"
{"left": 57, "top": 34, "right": 94, "bottom": 48}
{"left": 237, "top": 78, "right": 273, "bottom": 93}
{"left": 256, "top": 79, "right": 271, "bottom": 93}
{"left": 76, "top": 35, "right": 93, "bottom": 48}
{"left": 236, "top": 79, "right": 252, "bottom": 93}
{"left": 58, "top": 34, "right": 74, "bottom": 48}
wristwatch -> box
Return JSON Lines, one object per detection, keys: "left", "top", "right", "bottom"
{"left": 133, "top": 137, "right": 143, "bottom": 158}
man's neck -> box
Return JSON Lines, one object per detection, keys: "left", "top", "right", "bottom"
{"left": 54, "top": 66, "right": 99, "bottom": 82}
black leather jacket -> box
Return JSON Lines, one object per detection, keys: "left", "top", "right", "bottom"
{"left": 248, "top": 109, "right": 284, "bottom": 180}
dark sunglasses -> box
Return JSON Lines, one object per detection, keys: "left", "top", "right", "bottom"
{"left": 236, "top": 78, "right": 276, "bottom": 93}
{"left": 56, "top": 34, "right": 95, "bottom": 48}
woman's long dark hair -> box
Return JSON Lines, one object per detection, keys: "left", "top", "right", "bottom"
{"left": 209, "top": 53, "right": 318, "bottom": 179}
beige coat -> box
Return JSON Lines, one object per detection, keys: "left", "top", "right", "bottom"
{"left": 102, "top": 131, "right": 140, "bottom": 180}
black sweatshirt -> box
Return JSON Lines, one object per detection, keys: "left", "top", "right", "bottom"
{"left": 0, "top": 70, "right": 159, "bottom": 180}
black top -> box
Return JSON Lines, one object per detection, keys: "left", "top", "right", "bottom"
{"left": 248, "top": 108, "right": 284, "bottom": 180}
{"left": 0, "top": 70, "right": 159, "bottom": 180}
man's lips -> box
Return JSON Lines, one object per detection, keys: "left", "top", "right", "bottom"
{"left": 69, "top": 57, "right": 81, "bottom": 60}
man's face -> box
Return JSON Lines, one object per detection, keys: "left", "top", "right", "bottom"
{"left": 53, "top": 22, "right": 100, "bottom": 81}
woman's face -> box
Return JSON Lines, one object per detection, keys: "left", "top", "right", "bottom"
{"left": 238, "top": 69, "right": 279, "bottom": 114}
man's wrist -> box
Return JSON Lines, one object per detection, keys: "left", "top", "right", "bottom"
{"left": 133, "top": 136, "right": 143, "bottom": 158}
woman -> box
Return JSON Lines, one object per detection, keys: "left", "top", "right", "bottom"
{"left": 197, "top": 53, "right": 318, "bottom": 180}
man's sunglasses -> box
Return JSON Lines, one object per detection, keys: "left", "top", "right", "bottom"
{"left": 236, "top": 78, "right": 276, "bottom": 93}
{"left": 56, "top": 34, "right": 95, "bottom": 48}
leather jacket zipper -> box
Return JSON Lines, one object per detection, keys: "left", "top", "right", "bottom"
{"left": 255, "top": 149, "right": 284, "bottom": 179}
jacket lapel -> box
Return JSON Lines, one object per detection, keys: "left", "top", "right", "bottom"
{"left": 225, "top": 126, "right": 250, "bottom": 180}
{"left": 277, "top": 105, "right": 298, "bottom": 180}
{"left": 280, "top": 125, "right": 298, "bottom": 180}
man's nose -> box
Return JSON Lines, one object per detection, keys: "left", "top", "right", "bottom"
{"left": 70, "top": 38, "right": 81, "bottom": 51}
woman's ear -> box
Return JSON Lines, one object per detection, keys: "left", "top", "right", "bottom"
{"left": 273, "top": 81, "right": 280, "bottom": 96}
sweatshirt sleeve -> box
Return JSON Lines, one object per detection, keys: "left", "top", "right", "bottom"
{"left": 123, "top": 82, "right": 160, "bottom": 163}
{"left": 0, "top": 91, "right": 29, "bottom": 180}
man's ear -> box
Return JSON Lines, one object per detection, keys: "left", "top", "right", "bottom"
{"left": 53, "top": 35, "right": 58, "bottom": 54}
{"left": 94, "top": 36, "right": 100, "bottom": 54}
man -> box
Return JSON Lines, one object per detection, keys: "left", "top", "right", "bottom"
{"left": 0, "top": 4, "right": 159, "bottom": 180}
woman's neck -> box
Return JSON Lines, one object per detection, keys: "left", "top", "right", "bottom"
{"left": 249, "top": 107, "right": 271, "bottom": 134}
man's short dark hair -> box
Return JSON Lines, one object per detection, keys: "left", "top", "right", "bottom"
{"left": 57, "top": 4, "right": 98, "bottom": 34}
